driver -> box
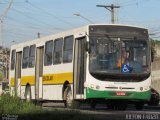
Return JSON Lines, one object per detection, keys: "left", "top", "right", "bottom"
{"left": 117, "top": 50, "right": 129, "bottom": 68}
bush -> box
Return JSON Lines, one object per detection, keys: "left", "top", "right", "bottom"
{"left": 0, "top": 94, "right": 42, "bottom": 114}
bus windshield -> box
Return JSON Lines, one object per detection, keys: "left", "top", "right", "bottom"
{"left": 89, "top": 36, "right": 150, "bottom": 81}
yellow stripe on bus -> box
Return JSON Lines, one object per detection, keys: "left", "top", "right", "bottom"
{"left": 43, "top": 72, "right": 73, "bottom": 85}
{"left": 10, "top": 78, "right": 15, "bottom": 87}
{"left": 10, "top": 72, "right": 73, "bottom": 87}
{"left": 10, "top": 76, "right": 35, "bottom": 87}
{"left": 21, "top": 76, "right": 35, "bottom": 86}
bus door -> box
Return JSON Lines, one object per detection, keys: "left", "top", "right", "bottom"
{"left": 35, "top": 46, "right": 44, "bottom": 100}
{"left": 73, "top": 36, "right": 86, "bottom": 99}
{"left": 15, "top": 52, "right": 22, "bottom": 97}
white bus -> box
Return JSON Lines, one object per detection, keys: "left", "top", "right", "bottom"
{"left": 9, "top": 24, "right": 151, "bottom": 110}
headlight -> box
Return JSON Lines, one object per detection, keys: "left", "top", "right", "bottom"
{"left": 96, "top": 85, "right": 100, "bottom": 89}
{"left": 140, "top": 87, "right": 143, "bottom": 91}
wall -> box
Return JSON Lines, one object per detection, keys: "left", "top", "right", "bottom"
{"left": 152, "top": 44, "right": 160, "bottom": 93}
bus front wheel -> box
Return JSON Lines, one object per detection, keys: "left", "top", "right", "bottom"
{"left": 64, "top": 87, "right": 79, "bottom": 109}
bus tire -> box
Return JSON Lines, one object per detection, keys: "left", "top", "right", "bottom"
{"left": 64, "top": 87, "right": 79, "bottom": 109}
{"left": 25, "top": 86, "right": 31, "bottom": 102}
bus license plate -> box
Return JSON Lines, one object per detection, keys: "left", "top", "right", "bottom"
{"left": 116, "top": 92, "right": 126, "bottom": 96}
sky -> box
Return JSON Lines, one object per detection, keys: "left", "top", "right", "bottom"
{"left": 1, "top": 0, "right": 160, "bottom": 48}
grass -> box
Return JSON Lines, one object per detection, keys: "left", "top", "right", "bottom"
{"left": 0, "top": 95, "right": 91, "bottom": 120}
{"left": 0, "top": 95, "right": 126, "bottom": 120}
{"left": 0, "top": 94, "right": 42, "bottom": 114}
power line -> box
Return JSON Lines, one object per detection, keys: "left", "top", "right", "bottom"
{"left": 0, "top": 0, "right": 13, "bottom": 46}
{"left": 11, "top": 8, "right": 65, "bottom": 31}
{"left": 120, "top": 0, "right": 151, "bottom": 7}
{"left": 4, "top": 15, "right": 62, "bottom": 42}
{"left": 5, "top": 15, "right": 57, "bottom": 32}
{"left": 119, "top": 0, "right": 136, "bottom": 5}
{"left": 0, "top": 0, "right": 13, "bottom": 21}
{"left": 26, "top": 1, "right": 75, "bottom": 28}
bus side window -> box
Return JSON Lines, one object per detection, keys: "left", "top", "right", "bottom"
{"left": 11, "top": 50, "right": 16, "bottom": 70}
{"left": 22, "top": 46, "right": 29, "bottom": 69}
{"left": 63, "top": 36, "right": 73, "bottom": 63}
{"left": 28, "top": 45, "right": 36, "bottom": 68}
{"left": 53, "top": 38, "right": 63, "bottom": 64}
{"left": 44, "top": 40, "right": 53, "bottom": 66}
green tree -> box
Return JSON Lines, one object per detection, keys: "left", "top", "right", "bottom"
{"left": 0, "top": 72, "right": 3, "bottom": 82}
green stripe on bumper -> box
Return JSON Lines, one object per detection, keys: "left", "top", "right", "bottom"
{"left": 86, "top": 87, "right": 151, "bottom": 101}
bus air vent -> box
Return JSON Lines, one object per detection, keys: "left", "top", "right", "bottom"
{"left": 105, "top": 87, "right": 118, "bottom": 89}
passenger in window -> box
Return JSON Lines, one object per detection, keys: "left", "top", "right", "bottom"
{"left": 117, "top": 50, "right": 129, "bottom": 68}
{"left": 117, "top": 50, "right": 143, "bottom": 73}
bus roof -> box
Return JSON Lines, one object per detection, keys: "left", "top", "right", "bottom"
{"left": 10, "top": 24, "right": 147, "bottom": 50}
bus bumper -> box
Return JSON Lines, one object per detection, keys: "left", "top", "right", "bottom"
{"left": 86, "top": 87, "right": 151, "bottom": 101}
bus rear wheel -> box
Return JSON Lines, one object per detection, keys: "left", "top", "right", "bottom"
{"left": 64, "top": 87, "right": 79, "bottom": 109}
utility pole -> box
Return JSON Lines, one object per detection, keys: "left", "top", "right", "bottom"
{"left": 0, "top": 0, "right": 13, "bottom": 83}
{"left": 0, "top": 20, "right": 3, "bottom": 47}
{"left": 0, "top": 0, "right": 13, "bottom": 46}
{"left": 96, "top": 4, "right": 120, "bottom": 24}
